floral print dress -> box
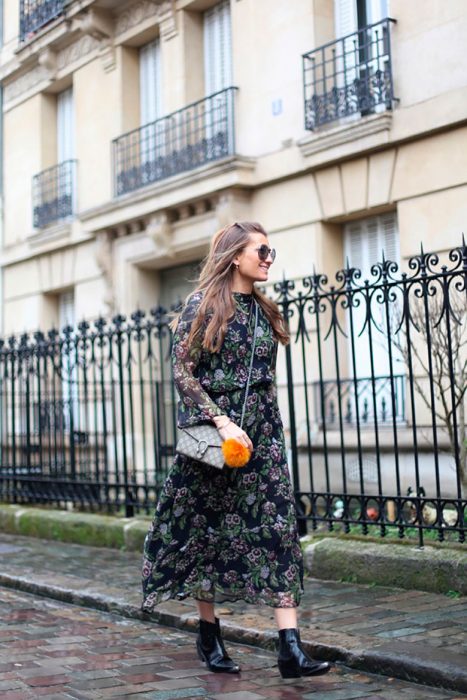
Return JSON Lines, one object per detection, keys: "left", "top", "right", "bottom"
{"left": 142, "top": 291, "right": 303, "bottom": 610}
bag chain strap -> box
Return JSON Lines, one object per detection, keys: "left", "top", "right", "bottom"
{"left": 239, "top": 299, "right": 259, "bottom": 430}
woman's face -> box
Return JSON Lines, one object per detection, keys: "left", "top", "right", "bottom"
{"left": 234, "top": 232, "right": 275, "bottom": 285}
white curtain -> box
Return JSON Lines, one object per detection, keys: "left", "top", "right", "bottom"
{"left": 204, "top": 0, "right": 232, "bottom": 95}
{"left": 344, "top": 212, "right": 400, "bottom": 381}
{"left": 57, "top": 87, "right": 74, "bottom": 163}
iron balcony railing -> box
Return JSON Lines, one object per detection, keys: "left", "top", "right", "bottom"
{"left": 20, "top": 0, "right": 64, "bottom": 41}
{"left": 32, "top": 159, "right": 77, "bottom": 228}
{"left": 113, "top": 87, "right": 238, "bottom": 197}
{"left": 303, "top": 18, "right": 397, "bottom": 130}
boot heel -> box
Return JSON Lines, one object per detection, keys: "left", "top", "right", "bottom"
{"left": 278, "top": 660, "right": 300, "bottom": 679}
{"left": 196, "top": 640, "right": 206, "bottom": 663}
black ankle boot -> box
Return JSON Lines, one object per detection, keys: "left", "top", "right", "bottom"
{"left": 196, "top": 617, "right": 240, "bottom": 674}
{"left": 277, "top": 628, "right": 331, "bottom": 679}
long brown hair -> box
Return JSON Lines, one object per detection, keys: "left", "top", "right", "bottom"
{"left": 172, "top": 221, "right": 289, "bottom": 352}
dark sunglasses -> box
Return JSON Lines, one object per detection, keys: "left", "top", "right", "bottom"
{"left": 255, "top": 244, "right": 276, "bottom": 262}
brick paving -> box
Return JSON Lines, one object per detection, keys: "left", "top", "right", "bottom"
{"left": 0, "top": 533, "right": 466, "bottom": 693}
{"left": 0, "top": 587, "right": 465, "bottom": 700}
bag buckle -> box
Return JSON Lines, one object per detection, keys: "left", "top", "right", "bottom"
{"left": 196, "top": 439, "right": 209, "bottom": 457}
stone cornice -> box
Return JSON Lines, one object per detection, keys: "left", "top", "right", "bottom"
{"left": 115, "top": 0, "right": 164, "bottom": 35}
{"left": 79, "top": 155, "right": 256, "bottom": 232}
{"left": 298, "top": 112, "right": 393, "bottom": 159}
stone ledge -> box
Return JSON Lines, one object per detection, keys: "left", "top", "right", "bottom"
{"left": 298, "top": 112, "right": 393, "bottom": 158}
{"left": 0, "top": 504, "right": 149, "bottom": 551}
{"left": 305, "top": 537, "right": 467, "bottom": 595}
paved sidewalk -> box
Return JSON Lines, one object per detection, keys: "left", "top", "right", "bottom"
{"left": 2, "top": 587, "right": 465, "bottom": 700}
{"left": 0, "top": 533, "right": 466, "bottom": 694}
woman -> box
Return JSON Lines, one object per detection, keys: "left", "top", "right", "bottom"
{"left": 142, "top": 221, "right": 331, "bottom": 679}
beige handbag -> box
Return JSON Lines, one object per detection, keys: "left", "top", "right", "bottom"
{"left": 176, "top": 424, "right": 225, "bottom": 469}
{"left": 175, "top": 300, "right": 259, "bottom": 469}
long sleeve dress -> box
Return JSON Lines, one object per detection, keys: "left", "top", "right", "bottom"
{"left": 142, "top": 291, "right": 304, "bottom": 610}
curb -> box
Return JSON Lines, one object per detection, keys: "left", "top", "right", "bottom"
{"left": 305, "top": 538, "right": 467, "bottom": 596}
{"left": 1, "top": 572, "right": 466, "bottom": 693}
{"left": 0, "top": 504, "right": 149, "bottom": 551}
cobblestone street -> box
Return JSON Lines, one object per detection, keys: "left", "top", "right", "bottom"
{"left": 1, "top": 587, "right": 465, "bottom": 700}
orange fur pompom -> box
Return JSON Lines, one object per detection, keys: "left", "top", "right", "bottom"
{"left": 222, "top": 438, "right": 251, "bottom": 468}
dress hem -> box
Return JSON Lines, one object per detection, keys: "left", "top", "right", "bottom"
{"left": 142, "top": 583, "right": 303, "bottom": 613}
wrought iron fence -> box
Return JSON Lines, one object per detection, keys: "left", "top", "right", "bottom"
{"left": 303, "top": 18, "right": 397, "bottom": 130}
{"left": 113, "top": 87, "right": 238, "bottom": 197}
{"left": 32, "top": 160, "right": 77, "bottom": 228}
{"left": 278, "top": 242, "right": 466, "bottom": 545}
{"left": 0, "top": 242, "right": 466, "bottom": 544}
{"left": 20, "top": 0, "right": 64, "bottom": 41}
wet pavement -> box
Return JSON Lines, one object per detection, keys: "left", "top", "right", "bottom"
{"left": 0, "top": 533, "right": 466, "bottom": 695}
{"left": 1, "top": 587, "right": 466, "bottom": 700}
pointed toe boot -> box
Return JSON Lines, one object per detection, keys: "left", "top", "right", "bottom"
{"left": 277, "top": 628, "right": 331, "bottom": 679}
{"left": 196, "top": 617, "right": 240, "bottom": 674}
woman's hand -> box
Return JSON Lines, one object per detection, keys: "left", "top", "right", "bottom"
{"left": 213, "top": 415, "right": 253, "bottom": 452}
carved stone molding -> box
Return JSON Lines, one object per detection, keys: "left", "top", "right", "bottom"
{"left": 146, "top": 213, "right": 174, "bottom": 256}
{"left": 215, "top": 190, "right": 251, "bottom": 229}
{"left": 73, "top": 8, "right": 114, "bottom": 41}
{"left": 99, "top": 42, "right": 116, "bottom": 73}
{"left": 159, "top": 1, "right": 177, "bottom": 40}
{"left": 116, "top": 0, "right": 162, "bottom": 35}
{"left": 57, "top": 34, "right": 101, "bottom": 70}
{"left": 95, "top": 230, "right": 116, "bottom": 313}
{"left": 4, "top": 64, "right": 50, "bottom": 104}
{"left": 38, "top": 48, "right": 57, "bottom": 74}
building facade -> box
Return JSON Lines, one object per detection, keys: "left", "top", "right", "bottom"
{"left": 0, "top": 0, "right": 466, "bottom": 505}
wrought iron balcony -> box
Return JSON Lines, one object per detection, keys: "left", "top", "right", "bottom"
{"left": 32, "top": 160, "right": 77, "bottom": 229}
{"left": 314, "top": 374, "right": 406, "bottom": 427}
{"left": 20, "top": 0, "right": 65, "bottom": 41}
{"left": 303, "top": 18, "right": 397, "bottom": 130}
{"left": 113, "top": 87, "right": 238, "bottom": 197}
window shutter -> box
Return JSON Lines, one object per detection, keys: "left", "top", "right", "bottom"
{"left": 57, "top": 87, "right": 74, "bottom": 163}
{"left": 204, "top": 0, "right": 232, "bottom": 95}
{"left": 346, "top": 220, "right": 363, "bottom": 270}
{"left": 140, "top": 38, "right": 162, "bottom": 125}
{"left": 59, "top": 290, "right": 75, "bottom": 329}
{"left": 344, "top": 212, "right": 400, "bottom": 381}
{"left": 334, "top": 0, "right": 358, "bottom": 38}
{"left": 366, "top": 0, "right": 388, "bottom": 24}
{"left": 345, "top": 213, "right": 398, "bottom": 277}
{"left": 381, "top": 212, "right": 399, "bottom": 263}
{"left": 334, "top": 0, "right": 358, "bottom": 91}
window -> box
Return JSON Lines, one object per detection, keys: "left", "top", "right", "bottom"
{"left": 203, "top": 0, "right": 232, "bottom": 95}
{"left": 139, "top": 38, "right": 164, "bottom": 180}
{"left": 56, "top": 86, "right": 75, "bottom": 220}
{"left": 344, "top": 213, "right": 402, "bottom": 420}
{"left": 334, "top": 0, "right": 390, "bottom": 116}
{"left": 58, "top": 290, "right": 78, "bottom": 433}
{"left": 335, "top": 0, "right": 388, "bottom": 36}
{"left": 159, "top": 261, "right": 202, "bottom": 447}
{"left": 344, "top": 212, "right": 398, "bottom": 282}
{"left": 57, "top": 87, "right": 74, "bottom": 163}
{"left": 139, "top": 38, "right": 163, "bottom": 126}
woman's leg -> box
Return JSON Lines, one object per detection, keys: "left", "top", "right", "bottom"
{"left": 196, "top": 600, "right": 216, "bottom": 623}
{"left": 274, "top": 606, "right": 297, "bottom": 630}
